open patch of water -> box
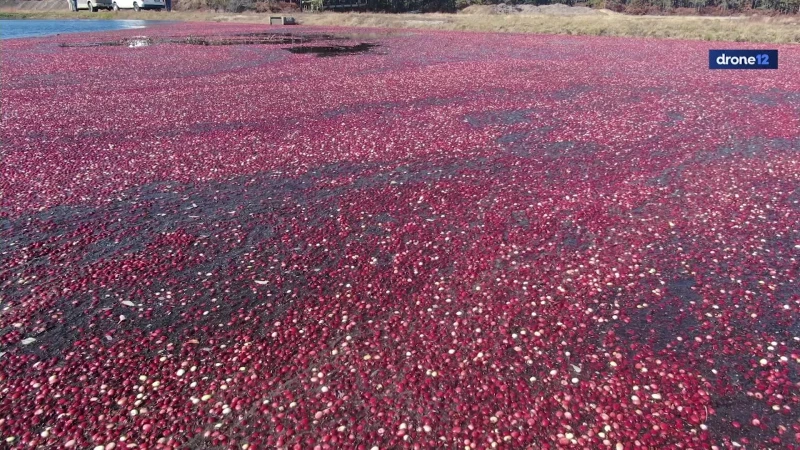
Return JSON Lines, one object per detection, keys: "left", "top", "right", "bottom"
{"left": 58, "top": 31, "right": 380, "bottom": 56}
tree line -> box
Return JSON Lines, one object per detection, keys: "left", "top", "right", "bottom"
{"left": 457, "top": 0, "right": 799, "bottom": 13}
{"left": 202, "top": 0, "right": 799, "bottom": 16}
{"left": 599, "top": 0, "right": 800, "bottom": 14}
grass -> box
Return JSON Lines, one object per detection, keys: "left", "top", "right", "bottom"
{"left": 299, "top": 12, "right": 800, "bottom": 43}
{"left": 1, "top": 9, "right": 799, "bottom": 43}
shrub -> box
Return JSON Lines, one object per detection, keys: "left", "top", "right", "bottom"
{"left": 455, "top": 0, "right": 484, "bottom": 10}
{"left": 224, "top": 0, "right": 254, "bottom": 12}
{"left": 255, "top": 0, "right": 286, "bottom": 11}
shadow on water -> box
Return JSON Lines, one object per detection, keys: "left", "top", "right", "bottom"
{"left": 614, "top": 275, "right": 701, "bottom": 352}
{"left": 286, "top": 43, "right": 379, "bottom": 57}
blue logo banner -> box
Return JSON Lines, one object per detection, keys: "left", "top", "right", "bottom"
{"left": 709, "top": 50, "right": 778, "bottom": 69}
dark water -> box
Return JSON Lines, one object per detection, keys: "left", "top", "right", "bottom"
{"left": 0, "top": 19, "right": 158, "bottom": 39}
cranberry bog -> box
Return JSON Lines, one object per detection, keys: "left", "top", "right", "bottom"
{"left": 1, "top": 22, "right": 800, "bottom": 449}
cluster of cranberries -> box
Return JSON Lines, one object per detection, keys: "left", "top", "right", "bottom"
{"left": 1, "top": 23, "right": 798, "bottom": 449}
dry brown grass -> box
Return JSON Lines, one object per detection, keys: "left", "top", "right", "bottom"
{"left": 2, "top": 8, "right": 799, "bottom": 43}
{"left": 298, "top": 11, "right": 800, "bottom": 43}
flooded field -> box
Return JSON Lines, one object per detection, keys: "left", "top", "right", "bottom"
{"left": 1, "top": 22, "right": 799, "bottom": 449}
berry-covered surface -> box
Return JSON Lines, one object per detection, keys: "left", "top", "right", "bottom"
{"left": 1, "top": 23, "right": 799, "bottom": 449}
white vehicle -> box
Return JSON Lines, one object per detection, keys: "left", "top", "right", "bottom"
{"left": 112, "top": 0, "right": 165, "bottom": 11}
{"left": 74, "top": 0, "right": 113, "bottom": 11}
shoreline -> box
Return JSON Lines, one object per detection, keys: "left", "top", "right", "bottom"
{"left": 1, "top": 9, "right": 799, "bottom": 43}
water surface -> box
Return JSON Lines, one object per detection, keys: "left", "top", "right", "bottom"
{"left": 0, "top": 19, "right": 159, "bottom": 39}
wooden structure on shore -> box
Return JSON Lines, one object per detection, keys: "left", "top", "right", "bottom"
{"left": 270, "top": 15, "right": 297, "bottom": 24}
